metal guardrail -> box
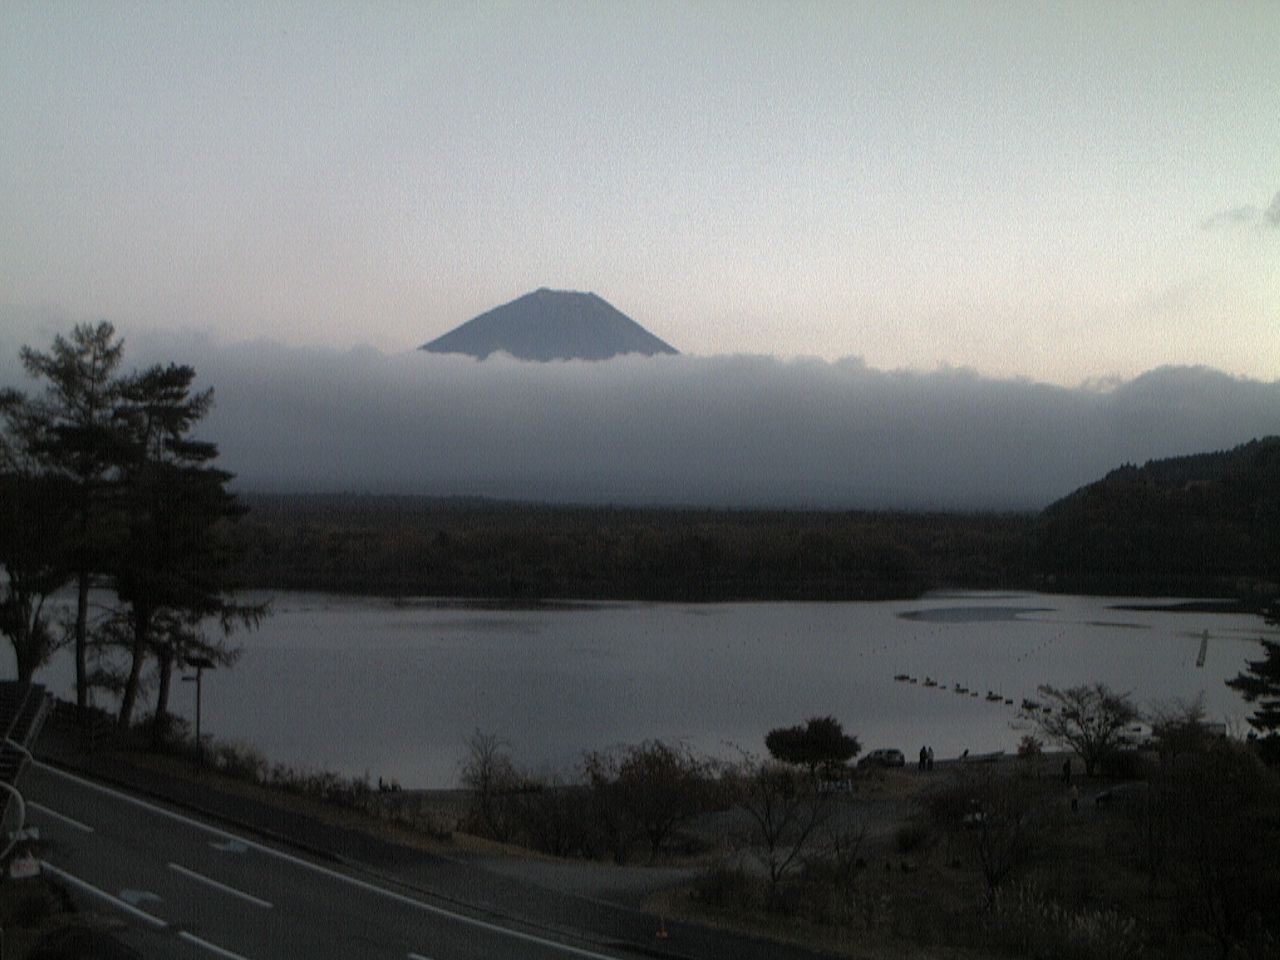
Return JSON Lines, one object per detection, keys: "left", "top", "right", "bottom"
{"left": 0, "top": 683, "right": 51, "bottom": 852}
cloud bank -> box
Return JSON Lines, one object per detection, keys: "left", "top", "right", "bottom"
{"left": 0, "top": 334, "right": 1241, "bottom": 512}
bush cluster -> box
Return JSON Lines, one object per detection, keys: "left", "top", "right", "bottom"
{"left": 459, "top": 734, "right": 722, "bottom": 862}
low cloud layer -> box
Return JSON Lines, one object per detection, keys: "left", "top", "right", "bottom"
{"left": 0, "top": 335, "right": 1243, "bottom": 511}
{"left": 1203, "top": 189, "right": 1280, "bottom": 231}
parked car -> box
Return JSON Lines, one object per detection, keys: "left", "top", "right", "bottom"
{"left": 858, "top": 748, "right": 906, "bottom": 769}
{"left": 1093, "top": 781, "right": 1149, "bottom": 809}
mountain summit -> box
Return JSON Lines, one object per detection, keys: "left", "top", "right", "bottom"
{"left": 421, "top": 288, "right": 678, "bottom": 361}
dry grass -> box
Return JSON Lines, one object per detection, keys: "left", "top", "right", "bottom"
{"left": 645, "top": 864, "right": 996, "bottom": 960}
{"left": 644, "top": 756, "right": 1182, "bottom": 960}
{"left": 117, "top": 746, "right": 612, "bottom": 863}
{"left": 112, "top": 749, "right": 543, "bottom": 858}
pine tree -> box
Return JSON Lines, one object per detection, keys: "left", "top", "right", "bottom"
{"left": 765, "top": 716, "right": 861, "bottom": 777}
{"left": 1227, "top": 603, "right": 1280, "bottom": 759}
{"left": 0, "top": 391, "right": 75, "bottom": 682}
{"left": 19, "top": 322, "right": 128, "bottom": 718}
{"left": 108, "top": 363, "right": 262, "bottom": 731}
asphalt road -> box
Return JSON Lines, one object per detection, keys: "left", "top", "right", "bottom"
{"left": 23, "top": 761, "right": 645, "bottom": 960}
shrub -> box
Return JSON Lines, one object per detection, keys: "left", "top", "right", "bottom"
{"left": 1155, "top": 741, "right": 1280, "bottom": 956}
{"left": 511, "top": 779, "right": 593, "bottom": 858}
{"left": 895, "top": 822, "right": 930, "bottom": 854}
{"left": 1016, "top": 734, "right": 1043, "bottom": 758}
{"left": 9, "top": 892, "right": 55, "bottom": 928}
{"left": 1097, "top": 749, "right": 1152, "bottom": 780}
{"left": 210, "top": 739, "right": 268, "bottom": 783}
{"left": 581, "top": 740, "right": 717, "bottom": 860}
{"left": 137, "top": 712, "right": 193, "bottom": 753}
{"left": 690, "top": 865, "right": 762, "bottom": 911}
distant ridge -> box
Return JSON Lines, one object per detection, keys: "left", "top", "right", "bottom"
{"left": 421, "top": 288, "right": 678, "bottom": 361}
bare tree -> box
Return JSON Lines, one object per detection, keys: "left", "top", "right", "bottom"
{"left": 1149, "top": 694, "right": 1212, "bottom": 763}
{"left": 929, "top": 770, "right": 1050, "bottom": 905}
{"left": 458, "top": 729, "right": 523, "bottom": 842}
{"left": 1022, "top": 683, "right": 1140, "bottom": 775}
{"left": 619, "top": 740, "right": 713, "bottom": 856}
{"left": 731, "top": 756, "right": 835, "bottom": 905}
{"left": 581, "top": 740, "right": 713, "bottom": 859}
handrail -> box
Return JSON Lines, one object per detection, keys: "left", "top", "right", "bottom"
{"left": 0, "top": 780, "right": 26, "bottom": 860}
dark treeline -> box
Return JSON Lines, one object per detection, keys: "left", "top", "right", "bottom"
{"left": 230, "top": 435, "right": 1280, "bottom": 603}
{"left": 229, "top": 494, "right": 1038, "bottom": 601}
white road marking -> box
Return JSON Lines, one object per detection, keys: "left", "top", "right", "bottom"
{"left": 35, "top": 762, "right": 621, "bottom": 960}
{"left": 169, "top": 862, "right": 273, "bottom": 909}
{"left": 179, "top": 930, "right": 256, "bottom": 960}
{"left": 39, "top": 861, "right": 168, "bottom": 928}
{"left": 28, "top": 801, "right": 94, "bottom": 833}
{"left": 210, "top": 838, "right": 249, "bottom": 853}
{"left": 408, "top": 953, "right": 436, "bottom": 960}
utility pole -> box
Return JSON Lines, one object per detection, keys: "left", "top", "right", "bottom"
{"left": 182, "top": 656, "right": 217, "bottom": 765}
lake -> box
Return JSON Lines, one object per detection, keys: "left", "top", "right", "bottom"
{"left": 25, "top": 591, "right": 1279, "bottom": 788}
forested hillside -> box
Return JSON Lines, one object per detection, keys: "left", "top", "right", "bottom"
{"left": 1037, "top": 437, "right": 1280, "bottom": 596}
{"left": 228, "top": 495, "right": 1036, "bottom": 601}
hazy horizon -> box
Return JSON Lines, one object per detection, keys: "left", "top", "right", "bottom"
{"left": 4, "top": 324, "right": 1275, "bottom": 512}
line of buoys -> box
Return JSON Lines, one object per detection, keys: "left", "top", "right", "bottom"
{"left": 892, "top": 671, "right": 1059, "bottom": 718}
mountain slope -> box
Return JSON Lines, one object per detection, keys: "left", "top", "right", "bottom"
{"left": 1038, "top": 437, "right": 1280, "bottom": 595}
{"left": 421, "top": 288, "right": 678, "bottom": 361}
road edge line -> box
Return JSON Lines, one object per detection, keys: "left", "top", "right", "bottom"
{"left": 168, "top": 861, "right": 274, "bottom": 909}
{"left": 39, "top": 860, "right": 168, "bottom": 928}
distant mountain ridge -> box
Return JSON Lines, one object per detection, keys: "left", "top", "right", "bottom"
{"left": 421, "top": 288, "right": 678, "bottom": 361}
{"left": 1038, "top": 437, "right": 1280, "bottom": 596}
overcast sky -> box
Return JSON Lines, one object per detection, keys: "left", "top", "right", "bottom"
{"left": 2, "top": 2, "right": 1277, "bottom": 383}
{"left": 2, "top": 3, "right": 1277, "bottom": 509}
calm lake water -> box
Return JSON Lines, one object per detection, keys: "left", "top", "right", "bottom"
{"left": 26, "top": 591, "right": 1279, "bottom": 788}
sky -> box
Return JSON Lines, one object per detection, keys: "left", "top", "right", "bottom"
{"left": 2, "top": 1, "right": 1277, "bottom": 381}
{"left": 1, "top": 2, "right": 1278, "bottom": 509}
